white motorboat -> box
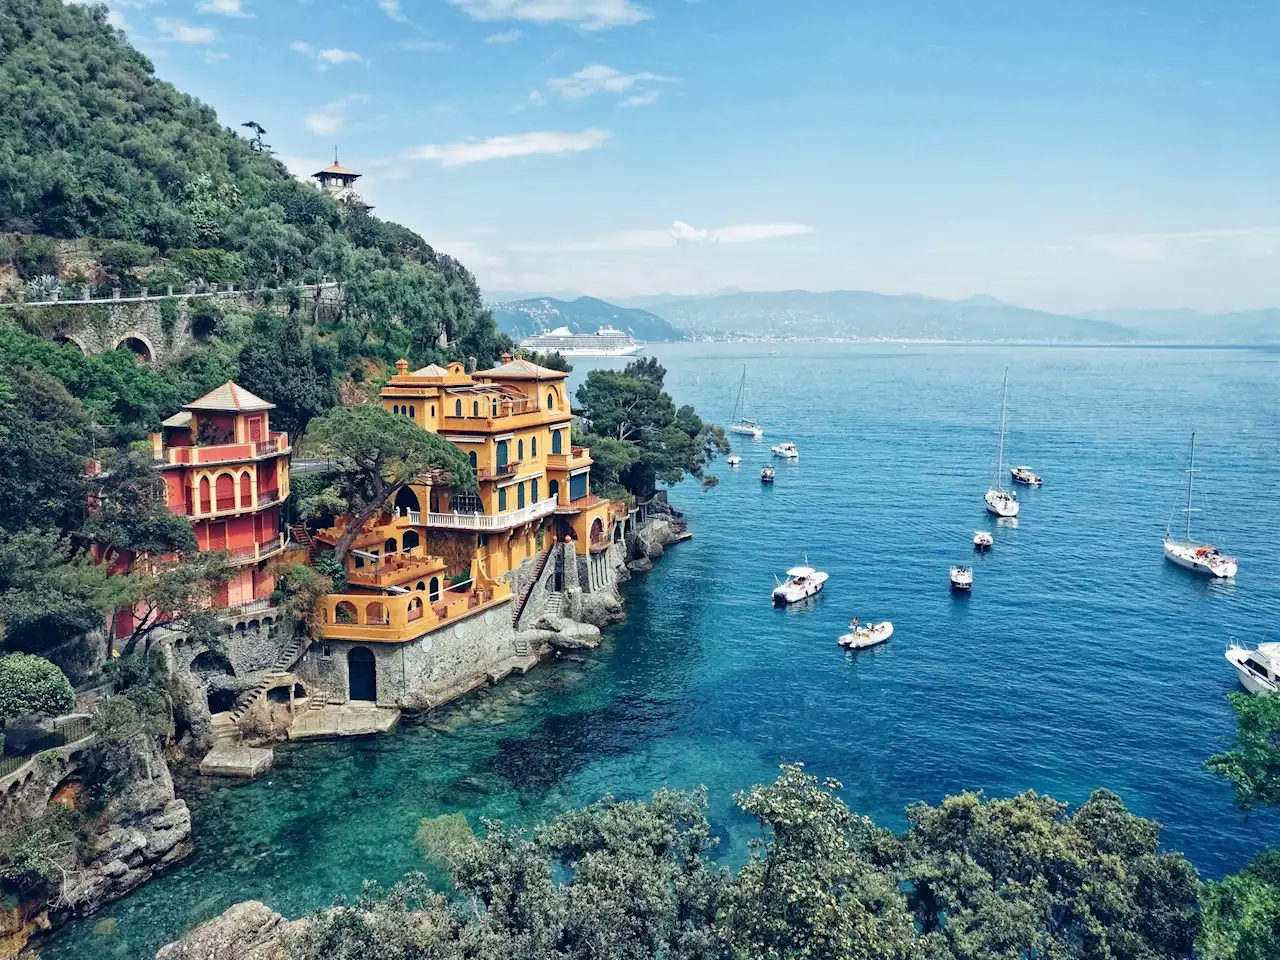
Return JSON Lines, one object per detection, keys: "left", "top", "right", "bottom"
{"left": 760, "top": 466, "right": 775, "bottom": 483}
{"left": 727, "top": 455, "right": 741, "bottom": 466}
{"left": 1226, "top": 642, "right": 1280, "bottom": 694}
{"left": 771, "top": 442, "right": 799, "bottom": 459}
{"left": 728, "top": 365, "right": 764, "bottom": 440}
{"left": 984, "top": 369, "right": 1020, "bottom": 518}
{"left": 1010, "top": 466, "right": 1042, "bottom": 486}
{"left": 949, "top": 565, "right": 973, "bottom": 591}
{"left": 1163, "top": 433, "right": 1238, "bottom": 579}
{"left": 973, "top": 531, "right": 993, "bottom": 551}
{"left": 838, "top": 619, "right": 893, "bottom": 650}
{"left": 772, "top": 561, "right": 828, "bottom": 605}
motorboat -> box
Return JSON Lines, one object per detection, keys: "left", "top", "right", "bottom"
{"left": 771, "top": 442, "right": 799, "bottom": 460}
{"left": 1163, "top": 433, "right": 1238, "bottom": 579}
{"left": 760, "top": 466, "right": 775, "bottom": 483}
{"left": 772, "top": 561, "right": 828, "bottom": 605}
{"left": 1010, "top": 466, "right": 1042, "bottom": 486}
{"left": 1225, "top": 642, "right": 1280, "bottom": 694}
{"left": 729, "top": 365, "right": 764, "bottom": 440}
{"left": 949, "top": 565, "right": 973, "bottom": 591}
{"left": 727, "top": 455, "right": 741, "bottom": 466}
{"left": 973, "top": 531, "right": 993, "bottom": 551}
{"left": 838, "top": 619, "right": 893, "bottom": 650}
{"left": 984, "top": 369, "right": 1020, "bottom": 518}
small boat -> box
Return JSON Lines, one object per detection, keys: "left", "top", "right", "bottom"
{"left": 772, "top": 560, "right": 828, "bottom": 606}
{"left": 771, "top": 442, "right": 799, "bottom": 460}
{"left": 838, "top": 619, "right": 893, "bottom": 650}
{"left": 949, "top": 565, "right": 973, "bottom": 591}
{"left": 984, "top": 369, "right": 1020, "bottom": 518}
{"left": 760, "top": 466, "right": 775, "bottom": 483}
{"left": 728, "top": 365, "right": 764, "bottom": 440}
{"left": 1225, "top": 642, "right": 1280, "bottom": 694}
{"left": 727, "top": 455, "right": 741, "bottom": 466}
{"left": 973, "top": 531, "right": 993, "bottom": 551}
{"left": 1163, "top": 433, "right": 1238, "bottom": 579}
{"left": 1010, "top": 466, "right": 1042, "bottom": 486}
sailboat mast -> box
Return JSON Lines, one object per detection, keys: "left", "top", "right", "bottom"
{"left": 994, "top": 368, "right": 1009, "bottom": 488}
{"left": 733, "top": 365, "right": 746, "bottom": 421}
{"left": 1186, "top": 432, "right": 1195, "bottom": 542}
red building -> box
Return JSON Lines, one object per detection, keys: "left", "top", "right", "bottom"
{"left": 151, "top": 382, "right": 291, "bottom": 610}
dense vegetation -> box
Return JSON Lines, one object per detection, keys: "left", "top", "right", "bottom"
{"left": 290, "top": 764, "right": 1202, "bottom": 960}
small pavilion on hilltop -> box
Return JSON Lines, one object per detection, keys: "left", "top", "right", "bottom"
{"left": 312, "top": 151, "right": 372, "bottom": 211}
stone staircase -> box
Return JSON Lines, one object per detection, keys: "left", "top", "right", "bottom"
{"left": 291, "top": 523, "right": 315, "bottom": 558}
{"left": 212, "top": 634, "right": 311, "bottom": 744}
{"left": 511, "top": 545, "right": 555, "bottom": 628}
{"left": 514, "top": 592, "right": 562, "bottom": 656}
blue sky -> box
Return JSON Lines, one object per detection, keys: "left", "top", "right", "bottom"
{"left": 100, "top": 0, "right": 1278, "bottom": 312}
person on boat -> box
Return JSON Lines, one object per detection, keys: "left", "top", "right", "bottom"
{"left": 849, "top": 618, "right": 859, "bottom": 632}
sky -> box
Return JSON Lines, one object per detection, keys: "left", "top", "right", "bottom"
{"left": 95, "top": 0, "right": 1279, "bottom": 313}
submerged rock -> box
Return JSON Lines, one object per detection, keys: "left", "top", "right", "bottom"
{"left": 155, "top": 901, "right": 293, "bottom": 960}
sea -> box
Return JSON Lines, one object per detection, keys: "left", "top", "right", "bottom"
{"left": 40, "top": 342, "right": 1280, "bottom": 959}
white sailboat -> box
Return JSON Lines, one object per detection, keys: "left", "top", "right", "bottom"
{"left": 729, "top": 365, "right": 763, "bottom": 439}
{"left": 1225, "top": 642, "right": 1279, "bottom": 694}
{"left": 984, "top": 369, "right": 1020, "bottom": 518}
{"left": 1163, "top": 433, "right": 1238, "bottom": 578}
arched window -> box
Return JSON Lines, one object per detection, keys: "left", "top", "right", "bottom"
{"left": 551, "top": 430, "right": 563, "bottom": 455}
{"left": 239, "top": 470, "right": 253, "bottom": 507}
{"left": 409, "top": 406, "right": 415, "bottom": 419}
{"left": 430, "top": 404, "right": 435, "bottom": 417}
{"left": 549, "top": 479, "right": 560, "bottom": 502}
{"left": 517, "top": 483, "right": 526, "bottom": 509}
{"left": 403, "top": 530, "right": 420, "bottom": 551}
{"left": 429, "top": 577, "right": 441, "bottom": 602}
{"left": 455, "top": 399, "right": 462, "bottom": 416}
{"left": 215, "top": 473, "right": 234, "bottom": 511}
{"left": 491, "top": 400, "right": 498, "bottom": 417}
{"left": 199, "top": 476, "right": 211, "bottom": 513}
{"left": 473, "top": 400, "right": 480, "bottom": 417}
{"left": 384, "top": 538, "right": 397, "bottom": 555}
{"left": 547, "top": 391, "right": 556, "bottom": 409}
{"left": 531, "top": 478, "right": 539, "bottom": 503}
{"left": 415, "top": 581, "right": 426, "bottom": 591}
{"left": 531, "top": 436, "right": 537, "bottom": 458}
{"left": 393, "top": 404, "right": 400, "bottom": 415}
{"left": 517, "top": 439, "right": 524, "bottom": 460}
{"left": 468, "top": 451, "right": 477, "bottom": 470}
{"left": 498, "top": 487, "right": 508, "bottom": 511}
{"left": 496, "top": 439, "right": 508, "bottom": 467}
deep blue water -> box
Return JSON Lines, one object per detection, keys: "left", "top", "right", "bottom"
{"left": 42, "top": 344, "right": 1280, "bottom": 959}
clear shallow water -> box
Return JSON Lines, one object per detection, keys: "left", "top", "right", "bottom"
{"left": 44, "top": 344, "right": 1280, "bottom": 959}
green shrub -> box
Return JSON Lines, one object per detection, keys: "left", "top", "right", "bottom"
{"left": 98, "top": 241, "right": 156, "bottom": 272}
{"left": 0, "top": 235, "right": 58, "bottom": 280}
{"left": 0, "top": 653, "right": 76, "bottom": 722}
{"left": 167, "top": 249, "right": 246, "bottom": 285}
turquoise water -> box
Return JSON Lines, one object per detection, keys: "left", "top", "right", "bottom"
{"left": 44, "top": 343, "right": 1280, "bottom": 959}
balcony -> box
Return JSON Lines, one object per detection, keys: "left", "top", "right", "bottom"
{"left": 423, "top": 496, "right": 558, "bottom": 532}
{"left": 347, "top": 549, "right": 446, "bottom": 589}
{"left": 226, "top": 533, "right": 286, "bottom": 566}
{"left": 158, "top": 431, "right": 290, "bottom": 467}
{"left": 547, "top": 446, "right": 591, "bottom": 471}
{"left": 317, "top": 582, "right": 513, "bottom": 643}
{"left": 555, "top": 493, "right": 606, "bottom": 515}
{"left": 221, "top": 597, "right": 276, "bottom": 620}
{"left": 190, "top": 486, "right": 285, "bottom": 521}
{"left": 477, "top": 460, "right": 521, "bottom": 482}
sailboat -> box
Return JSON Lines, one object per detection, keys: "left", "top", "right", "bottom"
{"left": 984, "top": 368, "right": 1020, "bottom": 518}
{"left": 729, "top": 366, "right": 764, "bottom": 439}
{"left": 1163, "top": 433, "right": 1238, "bottom": 578}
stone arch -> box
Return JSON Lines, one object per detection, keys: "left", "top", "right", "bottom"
{"left": 365, "top": 601, "right": 387, "bottom": 624}
{"left": 113, "top": 333, "right": 155, "bottom": 363}
{"left": 335, "top": 601, "right": 358, "bottom": 623}
{"left": 54, "top": 333, "right": 89, "bottom": 354}
{"left": 191, "top": 650, "right": 235, "bottom": 677}
{"left": 394, "top": 487, "right": 420, "bottom": 513}
{"left": 402, "top": 529, "right": 420, "bottom": 551}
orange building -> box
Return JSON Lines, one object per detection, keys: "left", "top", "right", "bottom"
{"left": 151, "top": 382, "right": 291, "bottom": 610}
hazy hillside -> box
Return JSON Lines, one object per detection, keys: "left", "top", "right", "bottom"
{"left": 646, "top": 290, "right": 1134, "bottom": 341}
{"left": 493, "top": 296, "right": 685, "bottom": 343}
{"left": 1081, "top": 308, "right": 1280, "bottom": 343}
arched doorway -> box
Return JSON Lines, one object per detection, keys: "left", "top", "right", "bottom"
{"left": 591, "top": 517, "right": 604, "bottom": 542}
{"left": 348, "top": 647, "right": 376, "bottom": 701}
{"left": 549, "top": 479, "right": 560, "bottom": 503}
{"left": 394, "top": 487, "right": 420, "bottom": 515}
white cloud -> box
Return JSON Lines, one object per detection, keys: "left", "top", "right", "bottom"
{"left": 304, "top": 94, "right": 371, "bottom": 136}
{"left": 518, "top": 221, "right": 815, "bottom": 252}
{"left": 485, "top": 29, "right": 522, "bottom": 42}
{"left": 154, "top": 18, "right": 218, "bottom": 43}
{"left": 619, "top": 90, "right": 660, "bottom": 107}
{"left": 277, "top": 154, "right": 326, "bottom": 182}
{"left": 399, "top": 39, "right": 453, "bottom": 52}
{"left": 292, "top": 42, "right": 365, "bottom": 67}
{"left": 547, "top": 63, "right": 671, "bottom": 101}
{"left": 379, "top": 0, "right": 408, "bottom": 20}
{"left": 528, "top": 89, "right": 546, "bottom": 105}
{"left": 198, "top": 0, "right": 252, "bottom": 17}
{"left": 403, "top": 128, "right": 611, "bottom": 167}
{"left": 444, "top": 0, "right": 650, "bottom": 30}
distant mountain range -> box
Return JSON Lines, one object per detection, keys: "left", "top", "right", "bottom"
{"left": 485, "top": 288, "right": 1279, "bottom": 344}
{"left": 489, "top": 296, "right": 685, "bottom": 343}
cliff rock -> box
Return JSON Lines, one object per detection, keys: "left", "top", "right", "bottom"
{"left": 155, "top": 901, "right": 294, "bottom": 960}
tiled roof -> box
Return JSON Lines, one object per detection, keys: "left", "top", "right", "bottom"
{"left": 161, "top": 411, "right": 193, "bottom": 428}
{"left": 315, "top": 162, "right": 360, "bottom": 177}
{"left": 476, "top": 357, "right": 567, "bottom": 380}
{"left": 411, "top": 363, "right": 450, "bottom": 378}
{"left": 184, "top": 382, "right": 274, "bottom": 413}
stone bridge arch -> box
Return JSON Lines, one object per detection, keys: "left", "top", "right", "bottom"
{"left": 113, "top": 332, "right": 156, "bottom": 364}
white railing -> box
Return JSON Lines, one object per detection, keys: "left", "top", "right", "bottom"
{"left": 397, "top": 508, "right": 423, "bottom": 524}
{"left": 222, "top": 598, "right": 274, "bottom": 619}
{"left": 424, "top": 497, "right": 558, "bottom": 531}
{"left": 227, "top": 534, "right": 286, "bottom": 565}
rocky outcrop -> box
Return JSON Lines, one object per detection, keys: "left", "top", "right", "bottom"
{"left": 519, "top": 615, "right": 602, "bottom": 651}
{"left": 570, "top": 588, "right": 626, "bottom": 628}
{"left": 155, "top": 900, "right": 295, "bottom": 960}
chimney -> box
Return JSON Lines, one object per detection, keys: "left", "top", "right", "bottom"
{"left": 395, "top": 358, "right": 409, "bottom": 376}
{"left": 467, "top": 356, "right": 478, "bottom": 374}
{"left": 500, "top": 352, "right": 513, "bottom": 365}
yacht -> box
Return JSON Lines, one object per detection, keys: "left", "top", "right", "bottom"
{"left": 772, "top": 561, "right": 828, "bottom": 606}
{"left": 518, "top": 325, "right": 642, "bottom": 357}
{"left": 984, "top": 369, "right": 1020, "bottom": 518}
{"left": 1010, "top": 466, "right": 1042, "bottom": 486}
{"left": 760, "top": 466, "right": 775, "bottom": 483}
{"left": 973, "top": 531, "right": 993, "bottom": 551}
{"left": 727, "top": 455, "right": 741, "bottom": 467}
{"left": 949, "top": 565, "right": 973, "bottom": 591}
{"left": 1163, "top": 433, "right": 1238, "bottom": 579}
{"left": 729, "top": 366, "right": 764, "bottom": 439}
{"left": 838, "top": 619, "right": 893, "bottom": 651}
{"left": 771, "top": 442, "right": 799, "bottom": 460}
{"left": 1225, "top": 642, "right": 1279, "bottom": 694}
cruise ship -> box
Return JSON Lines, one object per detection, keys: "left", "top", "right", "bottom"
{"left": 519, "top": 325, "right": 642, "bottom": 358}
